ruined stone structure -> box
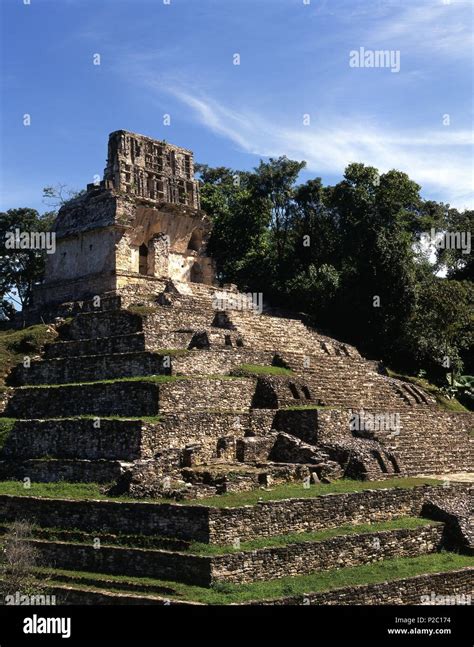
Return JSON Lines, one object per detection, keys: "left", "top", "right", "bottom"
{"left": 32, "top": 130, "right": 215, "bottom": 311}
{"left": 1, "top": 131, "right": 472, "bottom": 605}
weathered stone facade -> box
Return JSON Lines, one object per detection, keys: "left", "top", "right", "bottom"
{"left": 30, "top": 131, "right": 215, "bottom": 311}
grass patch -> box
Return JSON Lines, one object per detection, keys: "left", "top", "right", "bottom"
{"left": 15, "top": 375, "right": 185, "bottom": 389}
{"left": 0, "top": 477, "right": 440, "bottom": 507}
{"left": 0, "top": 418, "right": 16, "bottom": 451}
{"left": 281, "top": 404, "right": 338, "bottom": 411}
{"left": 26, "top": 415, "right": 164, "bottom": 423}
{"left": 0, "top": 325, "right": 56, "bottom": 386}
{"left": 184, "top": 476, "right": 440, "bottom": 508}
{"left": 16, "top": 374, "right": 245, "bottom": 389}
{"left": 231, "top": 364, "right": 294, "bottom": 377}
{"left": 0, "top": 517, "right": 436, "bottom": 554}
{"left": 188, "top": 517, "right": 438, "bottom": 554}
{"left": 0, "top": 523, "right": 189, "bottom": 551}
{"left": 0, "top": 481, "right": 109, "bottom": 500}
{"left": 387, "top": 369, "right": 469, "bottom": 413}
{"left": 126, "top": 306, "right": 158, "bottom": 316}
{"left": 35, "top": 553, "right": 474, "bottom": 604}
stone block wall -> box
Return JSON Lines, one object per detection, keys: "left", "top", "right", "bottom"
{"left": 158, "top": 378, "right": 255, "bottom": 413}
{"left": 0, "top": 484, "right": 470, "bottom": 544}
{"left": 4, "top": 381, "right": 161, "bottom": 418}
{"left": 8, "top": 352, "right": 169, "bottom": 386}
{"left": 0, "top": 495, "right": 211, "bottom": 541}
{"left": 1, "top": 419, "right": 156, "bottom": 461}
{"left": 207, "top": 484, "right": 472, "bottom": 543}
{"left": 27, "top": 539, "right": 212, "bottom": 587}
{"left": 210, "top": 525, "right": 443, "bottom": 584}
{"left": 253, "top": 568, "right": 474, "bottom": 605}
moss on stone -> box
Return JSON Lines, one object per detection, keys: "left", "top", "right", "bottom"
{"left": 0, "top": 418, "right": 15, "bottom": 451}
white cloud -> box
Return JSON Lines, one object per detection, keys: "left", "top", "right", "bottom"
{"left": 167, "top": 87, "right": 474, "bottom": 209}
{"left": 370, "top": 0, "right": 474, "bottom": 59}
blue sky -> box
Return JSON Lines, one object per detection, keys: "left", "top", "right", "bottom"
{"left": 1, "top": 0, "right": 473, "bottom": 213}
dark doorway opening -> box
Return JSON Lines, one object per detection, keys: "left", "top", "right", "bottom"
{"left": 139, "top": 243, "right": 148, "bottom": 275}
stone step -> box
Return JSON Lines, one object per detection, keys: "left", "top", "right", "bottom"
{"left": 1, "top": 483, "right": 465, "bottom": 544}
{"left": 12, "top": 538, "right": 211, "bottom": 586}
{"left": 5, "top": 380, "right": 161, "bottom": 418}
{"left": 61, "top": 310, "right": 144, "bottom": 341}
{"left": 19, "top": 580, "right": 181, "bottom": 605}
{"left": 207, "top": 523, "right": 444, "bottom": 584}
{"left": 9, "top": 352, "right": 170, "bottom": 386}
{"left": 44, "top": 333, "right": 147, "bottom": 358}
{"left": 4, "top": 377, "right": 255, "bottom": 418}
{"left": 0, "top": 458, "right": 125, "bottom": 483}
{"left": 0, "top": 419, "right": 154, "bottom": 461}
{"left": 2, "top": 522, "right": 443, "bottom": 587}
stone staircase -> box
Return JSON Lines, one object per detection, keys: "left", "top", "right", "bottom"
{"left": 0, "top": 482, "right": 472, "bottom": 604}
{"left": 0, "top": 283, "right": 472, "bottom": 491}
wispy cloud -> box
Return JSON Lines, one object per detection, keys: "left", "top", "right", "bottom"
{"left": 167, "top": 86, "right": 473, "bottom": 209}
{"left": 370, "top": 0, "right": 473, "bottom": 59}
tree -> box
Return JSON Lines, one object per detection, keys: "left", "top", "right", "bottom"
{"left": 196, "top": 158, "right": 473, "bottom": 387}
{"left": 250, "top": 157, "right": 306, "bottom": 277}
{"left": 42, "top": 183, "right": 85, "bottom": 209}
{"left": 436, "top": 208, "right": 474, "bottom": 280}
{"left": 196, "top": 164, "right": 271, "bottom": 290}
{"left": 0, "top": 209, "right": 55, "bottom": 318}
{"left": 401, "top": 278, "right": 473, "bottom": 381}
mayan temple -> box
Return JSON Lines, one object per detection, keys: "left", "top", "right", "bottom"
{"left": 0, "top": 131, "right": 472, "bottom": 605}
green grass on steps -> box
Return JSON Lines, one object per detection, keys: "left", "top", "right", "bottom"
{"left": 126, "top": 305, "right": 159, "bottom": 316}
{"left": 178, "top": 477, "right": 441, "bottom": 508}
{"left": 0, "top": 324, "right": 56, "bottom": 387}
{"left": 231, "top": 364, "right": 294, "bottom": 377}
{"left": 189, "top": 517, "right": 439, "bottom": 554}
{"left": 0, "top": 418, "right": 15, "bottom": 451}
{"left": 386, "top": 369, "right": 469, "bottom": 413}
{"left": 0, "top": 517, "right": 437, "bottom": 554}
{"left": 280, "top": 404, "right": 340, "bottom": 411}
{"left": 33, "top": 553, "right": 474, "bottom": 604}
{"left": 14, "top": 374, "right": 246, "bottom": 389}
{"left": 0, "top": 415, "right": 164, "bottom": 423}
{"left": 0, "top": 477, "right": 440, "bottom": 507}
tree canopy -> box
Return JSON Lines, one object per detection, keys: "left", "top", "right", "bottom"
{"left": 197, "top": 158, "right": 473, "bottom": 385}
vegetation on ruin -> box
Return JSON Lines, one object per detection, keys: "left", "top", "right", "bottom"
{"left": 281, "top": 404, "right": 338, "bottom": 411}
{"left": 0, "top": 418, "right": 15, "bottom": 450}
{"left": 0, "top": 324, "right": 56, "bottom": 386}
{"left": 126, "top": 305, "right": 159, "bottom": 316}
{"left": 31, "top": 415, "right": 163, "bottom": 423}
{"left": 31, "top": 552, "right": 474, "bottom": 604}
{"left": 0, "top": 520, "right": 50, "bottom": 598}
{"left": 0, "top": 517, "right": 440, "bottom": 555}
{"left": 231, "top": 364, "right": 294, "bottom": 377}
{"left": 386, "top": 369, "right": 469, "bottom": 413}
{"left": 14, "top": 374, "right": 186, "bottom": 389}
{"left": 0, "top": 209, "right": 56, "bottom": 319}
{"left": 0, "top": 476, "right": 439, "bottom": 505}
{"left": 14, "top": 373, "right": 246, "bottom": 389}
{"left": 182, "top": 476, "right": 440, "bottom": 508}
{"left": 187, "top": 517, "right": 439, "bottom": 555}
